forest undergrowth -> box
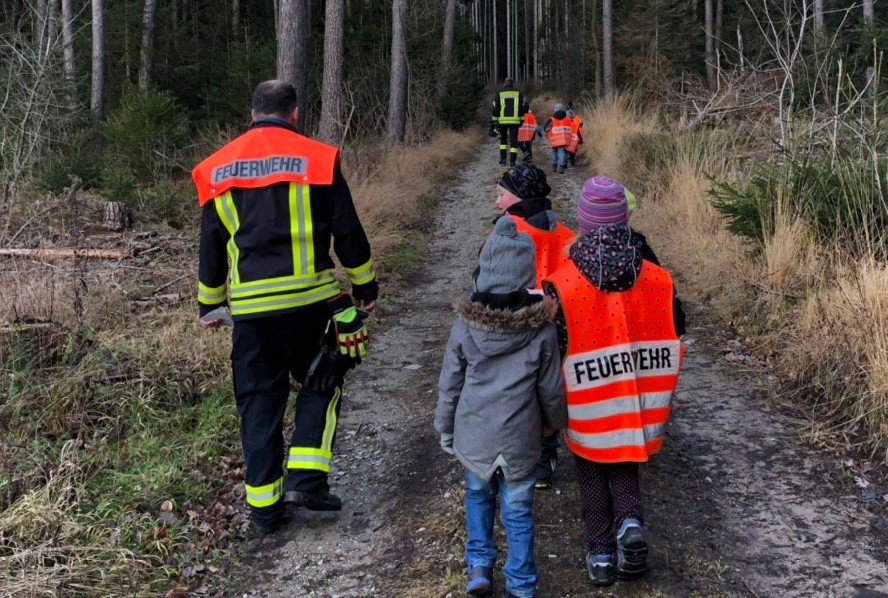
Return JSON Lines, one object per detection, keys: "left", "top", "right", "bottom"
{"left": 583, "top": 94, "right": 888, "bottom": 466}
{"left": 0, "top": 128, "right": 478, "bottom": 596}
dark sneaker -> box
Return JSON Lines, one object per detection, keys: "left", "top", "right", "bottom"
{"left": 284, "top": 489, "right": 342, "bottom": 511}
{"left": 534, "top": 456, "right": 557, "bottom": 489}
{"left": 467, "top": 565, "right": 494, "bottom": 596}
{"left": 586, "top": 553, "right": 616, "bottom": 587}
{"left": 616, "top": 519, "right": 648, "bottom": 580}
{"left": 558, "top": 166, "right": 566, "bottom": 174}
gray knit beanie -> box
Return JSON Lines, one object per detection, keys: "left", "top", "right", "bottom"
{"left": 474, "top": 218, "right": 537, "bottom": 294}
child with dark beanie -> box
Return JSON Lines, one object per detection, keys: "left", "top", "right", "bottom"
{"left": 543, "top": 176, "right": 686, "bottom": 588}
{"left": 493, "top": 164, "right": 576, "bottom": 489}
{"left": 436, "top": 217, "right": 567, "bottom": 598}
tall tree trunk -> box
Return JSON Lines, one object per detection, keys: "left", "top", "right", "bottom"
{"left": 591, "top": 0, "right": 600, "bottom": 96}
{"left": 36, "top": 0, "right": 48, "bottom": 53}
{"left": 524, "top": 0, "right": 530, "bottom": 81}
{"left": 705, "top": 0, "right": 717, "bottom": 91}
{"left": 813, "top": 0, "right": 824, "bottom": 37}
{"left": 138, "top": 0, "right": 158, "bottom": 90}
{"left": 385, "top": 0, "right": 409, "bottom": 148}
{"left": 437, "top": 0, "right": 457, "bottom": 99}
{"left": 715, "top": 0, "right": 723, "bottom": 62}
{"left": 61, "top": 0, "right": 76, "bottom": 87}
{"left": 864, "top": 0, "right": 875, "bottom": 94}
{"left": 493, "top": 0, "right": 498, "bottom": 82}
{"left": 602, "top": 0, "right": 614, "bottom": 100}
{"left": 318, "top": 0, "right": 345, "bottom": 144}
{"left": 91, "top": 0, "right": 105, "bottom": 138}
{"left": 863, "top": 0, "right": 874, "bottom": 23}
{"left": 277, "top": 0, "right": 312, "bottom": 133}
{"left": 232, "top": 0, "right": 240, "bottom": 36}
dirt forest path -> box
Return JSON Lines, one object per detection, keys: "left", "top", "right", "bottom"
{"left": 228, "top": 139, "right": 888, "bottom": 598}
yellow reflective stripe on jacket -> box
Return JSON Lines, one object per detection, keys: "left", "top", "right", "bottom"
{"left": 288, "top": 387, "right": 340, "bottom": 472}
{"left": 198, "top": 282, "right": 227, "bottom": 305}
{"left": 344, "top": 259, "right": 376, "bottom": 286}
{"left": 289, "top": 183, "right": 316, "bottom": 275}
{"left": 229, "top": 270, "right": 336, "bottom": 299}
{"left": 498, "top": 90, "right": 521, "bottom": 124}
{"left": 214, "top": 191, "right": 241, "bottom": 285}
{"left": 244, "top": 477, "right": 283, "bottom": 508}
{"left": 229, "top": 281, "right": 341, "bottom": 316}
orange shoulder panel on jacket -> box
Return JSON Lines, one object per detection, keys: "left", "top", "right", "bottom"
{"left": 192, "top": 126, "right": 340, "bottom": 206}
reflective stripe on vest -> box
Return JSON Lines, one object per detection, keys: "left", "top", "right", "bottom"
{"left": 545, "top": 259, "right": 683, "bottom": 463}
{"left": 498, "top": 90, "right": 522, "bottom": 124}
{"left": 548, "top": 117, "right": 572, "bottom": 147}
{"left": 510, "top": 216, "right": 576, "bottom": 285}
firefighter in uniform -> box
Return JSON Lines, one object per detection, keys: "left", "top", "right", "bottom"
{"left": 491, "top": 77, "right": 525, "bottom": 166}
{"left": 193, "top": 80, "right": 378, "bottom": 534}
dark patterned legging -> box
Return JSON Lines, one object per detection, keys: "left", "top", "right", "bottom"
{"left": 574, "top": 458, "right": 644, "bottom": 555}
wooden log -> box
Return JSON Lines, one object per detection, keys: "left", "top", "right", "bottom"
{"left": 0, "top": 247, "right": 128, "bottom": 260}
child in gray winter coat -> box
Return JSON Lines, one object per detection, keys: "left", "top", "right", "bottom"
{"left": 435, "top": 217, "right": 567, "bottom": 598}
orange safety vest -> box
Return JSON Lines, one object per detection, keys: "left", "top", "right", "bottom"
{"left": 547, "top": 117, "right": 572, "bottom": 148}
{"left": 511, "top": 216, "right": 576, "bottom": 285}
{"left": 192, "top": 125, "right": 339, "bottom": 206}
{"left": 518, "top": 113, "right": 538, "bottom": 143}
{"left": 545, "top": 260, "right": 683, "bottom": 463}
{"left": 567, "top": 116, "right": 583, "bottom": 154}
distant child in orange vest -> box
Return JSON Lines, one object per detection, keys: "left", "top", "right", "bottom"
{"left": 517, "top": 103, "right": 543, "bottom": 163}
{"left": 542, "top": 176, "right": 686, "bottom": 588}
{"left": 543, "top": 103, "right": 571, "bottom": 174}
{"left": 565, "top": 106, "right": 584, "bottom": 167}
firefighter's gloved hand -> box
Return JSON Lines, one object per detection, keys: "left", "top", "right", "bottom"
{"left": 440, "top": 433, "right": 455, "bottom": 455}
{"left": 304, "top": 340, "right": 340, "bottom": 394}
{"left": 331, "top": 305, "right": 370, "bottom": 359}
{"left": 488, "top": 121, "right": 499, "bottom": 138}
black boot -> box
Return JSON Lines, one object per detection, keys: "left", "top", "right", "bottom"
{"left": 285, "top": 489, "right": 343, "bottom": 511}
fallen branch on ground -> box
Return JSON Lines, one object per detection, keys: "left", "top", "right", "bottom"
{"left": 0, "top": 247, "right": 129, "bottom": 260}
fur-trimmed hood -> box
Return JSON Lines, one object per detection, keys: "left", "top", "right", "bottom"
{"left": 455, "top": 295, "right": 557, "bottom": 357}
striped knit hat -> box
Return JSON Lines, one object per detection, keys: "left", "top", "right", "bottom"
{"left": 578, "top": 176, "right": 628, "bottom": 233}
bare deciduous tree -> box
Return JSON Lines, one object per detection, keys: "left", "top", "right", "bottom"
{"left": 277, "top": 0, "right": 312, "bottom": 133}
{"left": 386, "top": 0, "right": 409, "bottom": 147}
{"left": 318, "top": 0, "right": 345, "bottom": 144}
{"left": 138, "top": 0, "right": 158, "bottom": 90}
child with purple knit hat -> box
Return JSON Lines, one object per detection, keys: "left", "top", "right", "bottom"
{"left": 544, "top": 175, "right": 686, "bottom": 587}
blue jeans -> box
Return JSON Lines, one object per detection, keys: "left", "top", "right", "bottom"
{"left": 465, "top": 469, "right": 537, "bottom": 597}
{"left": 551, "top": 146, "right": 567, "bottom": 168}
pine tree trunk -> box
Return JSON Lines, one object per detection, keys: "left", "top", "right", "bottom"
{"left": 36, "top": 0, "right": 48, "bottom": 54}
{"left": 715, "top": 0, "right": 723, "bottom": 62}
{"left": 437, "top": 0, "right": 457, "bottom": 100}
{"left": 91, "top": 0, "right": 105, "bottom": 138}
{"left": 277, "top": 0, "right": 312, "bottom": 133}
{"left": 863, "top": 0, "right": 874, "bottom": 23}
{"left": 61, "top": 0, "right": 76, "bottom": 86}
{"left": 864, "top": 0, "right": 875, "bottom": 95}
{"left": 232, "top": 0, "right": 240, "bottom": 36}
{"left": 138, "top": 0, "right": 158, "bottom": 90}
{"left": 813, "top": 0, "right": 824, "bottom": 37}
{"left": 524, "top": 0, "right": 530, "bottom": 81}
{"left": 705, "top": 0, "right": 716, "bottom": 91}
{"left": 318, "top": 0, "right": 345, "bottom": 144}
{"left": 386, "top": 0, "right": 409, "bottom": 148}
{"left": 103, "top": 202, "right": 131, "bottom": 231}
{"left": 602, "top": 0, "right": 614, "bottom": 100}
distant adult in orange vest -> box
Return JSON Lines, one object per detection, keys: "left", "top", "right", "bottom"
{"left": 543, "top": 176, "right": 685, "bottom": 587}
{"left": 492, "top": 164, "right": 575, "bottom": 285}
{"left": 543, "top": 103, "right": 571, "bottom": 174}
{"left": 566, "top": 106, "right": 584, "bottom": 166}
{"left": 517, "top": 103, "right": 543, "bottom": 163}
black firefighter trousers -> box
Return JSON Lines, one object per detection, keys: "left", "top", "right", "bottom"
{"left": 231, "top": 302, "right": 343, "bottom": 527}
{"left": 499, "top": 124, "right": 520, "bottom": 164}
